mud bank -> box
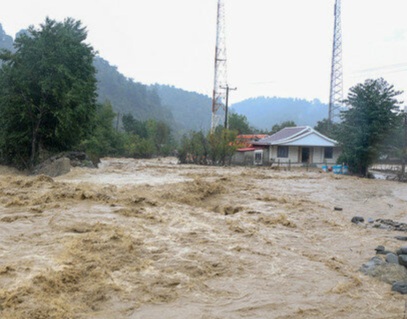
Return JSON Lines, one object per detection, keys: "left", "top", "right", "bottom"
{"left": 0, "top": 157, "right": 407, "bottom": 318}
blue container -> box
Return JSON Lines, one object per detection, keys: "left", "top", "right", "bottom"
{"left": 322, "top": 165, "right": 328, "bottom": 172}
{"left": 333, "top": 165, "right": 342, "bottom": 174}
{"left": 342, "top": 165, "right": 349, "bottom": 174}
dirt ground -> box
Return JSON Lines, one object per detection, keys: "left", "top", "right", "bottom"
{"left": 1, "top": 157, "right": 407, "bottom": 319}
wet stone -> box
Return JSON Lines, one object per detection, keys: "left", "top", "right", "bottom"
{"left": 360, "top": 256, "right": 384, "bottom": 274}
{"left": 375, "top": 245, "right": 385, "bottom": 253}
{"left": 398, "top": 255, "right": 407, "bottom": 266}
{"left": 351, "top": 216, "right": 364, "bottom": 224}
{"left": 375, "top": 245, "right": 392, "bottom": 255}
{"left": 396, "top": 247, "right": 407, "bottom": 255}
{"left": 386, "top": 253, "right": 399, "bottom": 264}
{"left": 392, "top": 281, "right": 407, "bottom": 294}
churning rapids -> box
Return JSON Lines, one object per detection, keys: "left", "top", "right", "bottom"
{"left": 0, "top": 157, "right": 407, "bottom": 318}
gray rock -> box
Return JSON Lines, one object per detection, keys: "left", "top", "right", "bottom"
{"left": 386, "top": 253, "right": 399, "bottom": 264}
{"left": 395, "top": 236, "right": 407, "bottom": 241}
{"left": 35, "top": 157, "right": 71, "bottom": 177}
{"left": 360, "top": 256, "right": 384, "bottom": 274}
{"left": 375, "top": 246, "right": 393, "bottom": 255}
{"left": 398, "top": 255, "right": 407, "bottom": 266}
{"left": 368, "top": 218, "right": 375, "bottom": 223}
{"left": 375, "top": 245, "right": 385, "bottom": 253}
{"left": 351, "top": 216, "right": 364, "bottom": 224}
{"left": 392, "top": 281, "right": 407, "bottom": 294}
{"left": 397, "top": 247, "right": 407, "bottom": 255}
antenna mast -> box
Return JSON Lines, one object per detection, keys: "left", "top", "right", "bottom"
{"left": 211, "top": 0, "right": 228, "bottom": 132}
{"left": 329, "top": 0, "right": 343, "bottom": 122}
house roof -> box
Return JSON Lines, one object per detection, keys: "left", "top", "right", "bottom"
{"left": 236, "top": 134, "right": 268, "bottom": 141}
{"left": 253, "top": 126, "right": 338, "bottom": 147}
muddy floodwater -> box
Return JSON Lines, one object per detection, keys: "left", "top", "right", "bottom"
{"left": 1, "top": 157, "right": 407, "bottom": 318}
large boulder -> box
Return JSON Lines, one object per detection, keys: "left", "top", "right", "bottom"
{"left": 33, "top": 151, "right": 96, "bottom": 177}
{"left": 34, "top": 157, "right": 71, "bottom": 177}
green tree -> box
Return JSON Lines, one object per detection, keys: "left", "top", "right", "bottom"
{"left": 208, "top": 127, "right": 238, "bottom": 165}
{"left": 314, "top": 118, "right": 340, "bottom": 139}
{"left": 270, "top": 121, "right": 296, "bottom": 135}
{"left": 337, "top": 78, "right": 402, "bottom": 176}
{"left": 80, "top": 102, "right": 125, "bottom": 161}
{"left": 228, "top": 112, "right": 252, "bottom": 134}
{"left": 178, "top": 131, "right": 209, "bottom": 164}
{"left": 0, "top": 17, "right": 96, "bottom": 168}
{"left": 122, "top": 113, "right": 148, "bottom": 138}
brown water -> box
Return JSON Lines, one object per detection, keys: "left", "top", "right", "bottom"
{"left": 0, "top": 157, "right": 407, "bottom": 318}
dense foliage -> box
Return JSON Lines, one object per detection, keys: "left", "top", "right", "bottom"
{"left": 121, "top": 114, "right": 175, "bottom": 158}
{"left": 337, "top": 78, "right": 402, "bottom": 176}
{"left": 228, "top": 112, "right": 253, "bottom": 134}
{"left": 178, "top": 128, "right": 238, "bottom": 165}
{"left": 79, "top": 102, "right": 125, "bottom": 162}
{"left": 0, "top": 18, "right": 97, "bottom": 168}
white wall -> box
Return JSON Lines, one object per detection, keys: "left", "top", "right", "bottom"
{"left": 269, "top": 146, "right": 341, "bottom": 164}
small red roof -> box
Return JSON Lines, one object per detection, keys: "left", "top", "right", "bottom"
{"left": 237, "top": 147, "right": 256, "bottom": 152}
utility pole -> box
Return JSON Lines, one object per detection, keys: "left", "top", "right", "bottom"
{"left": 221, "top": 85, "right": 237, "bottom": 129}
{"left": 328, "top": 0, "right": 343, "bottom": 123}
{"left": 211, "top": 0, "right": 228, "bottom": 133}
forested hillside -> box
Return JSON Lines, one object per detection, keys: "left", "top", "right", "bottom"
{"left": 1, "top": 24, "right": 330, "bottom": 136}
{"left": 231, "top": 97, "right": 328, "bottom": 130}
{"left": 94, "top": 57, "right": 173, "bottom": 124}
{"left": 151, "top": 84, "right": 211, "bottom": 133}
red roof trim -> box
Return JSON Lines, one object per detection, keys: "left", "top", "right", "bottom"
{"left": 237, "top": 147, "right": 256, "bottom": 152}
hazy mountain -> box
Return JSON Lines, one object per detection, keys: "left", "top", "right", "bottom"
{"left": 0, "top": 25, "right": 329, "bottom": 135}
{"left": 231, "top": 97, "right": 328, "bottom": 130}
{"left": 0, "top": 24, "right": 13, "bottom": 53}
{"left": 151, "top": 84, "right": 211, "bottom": 133}
{"left": 94, "top": 57, "right": 173, "bottom": 124}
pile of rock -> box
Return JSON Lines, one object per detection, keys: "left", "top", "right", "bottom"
{"left": 361, "top": 245, "right": 407, "bottom": 294}
{"left": 33, "top": 151, "right": 96, "bottom": 177}
{"left": 351, "top": 216, "right": 407, "bottom": 233}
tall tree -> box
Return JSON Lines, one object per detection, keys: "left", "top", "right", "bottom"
{"left": 228, "top": 112, "right": 252, "bottom": 134}
{"left": 337, "top": 78, "right": 402, "bottom": 176}
{"left": 0, "top": 18, "right": 97, "bottom": 168}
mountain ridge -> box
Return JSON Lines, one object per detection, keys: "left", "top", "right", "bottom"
{"left": 0, "top": 23, "right": 329, "bottom": 135}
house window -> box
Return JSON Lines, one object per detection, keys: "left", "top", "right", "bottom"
{"left": 324, "top": 147, "right": 333, "bottom": 159}
{"left": 277, "top": 146, "right": 289, "bottom": 158}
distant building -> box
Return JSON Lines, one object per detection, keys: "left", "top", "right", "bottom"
{"left": 232, "top": 126, "right": 340, "bottom": 166}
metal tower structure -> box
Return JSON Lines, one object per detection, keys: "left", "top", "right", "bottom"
{"left": 211, "top": 0, "right": 228, "bottom": 132}
{"left": 329, "top": 0, "right": 343, "bottom": 122}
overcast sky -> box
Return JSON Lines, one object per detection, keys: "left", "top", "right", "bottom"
{"left": 1, "top": 0, "right": 407, "bottom": 106}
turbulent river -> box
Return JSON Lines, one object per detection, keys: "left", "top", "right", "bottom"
{"left": 0, "top": 157, "right": 407, "bottom": 318}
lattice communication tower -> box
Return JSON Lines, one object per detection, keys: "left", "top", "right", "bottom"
{"left": 329, "top": 0, "right": 343, "bottom": 122}
{"left": 211, "top": 0, "right": 228, "bottom": 132}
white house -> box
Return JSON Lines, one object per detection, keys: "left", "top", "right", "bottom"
{"left": 252, "top": 126, "right": 340, "bottom": 166}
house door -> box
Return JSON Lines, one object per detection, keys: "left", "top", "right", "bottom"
{"left": 301, "top": 147, "right": 310, "bottom": 163}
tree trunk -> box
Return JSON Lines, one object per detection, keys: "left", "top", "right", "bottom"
{"left": 30, "top": 117, "right": 42, "bottom": 170}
